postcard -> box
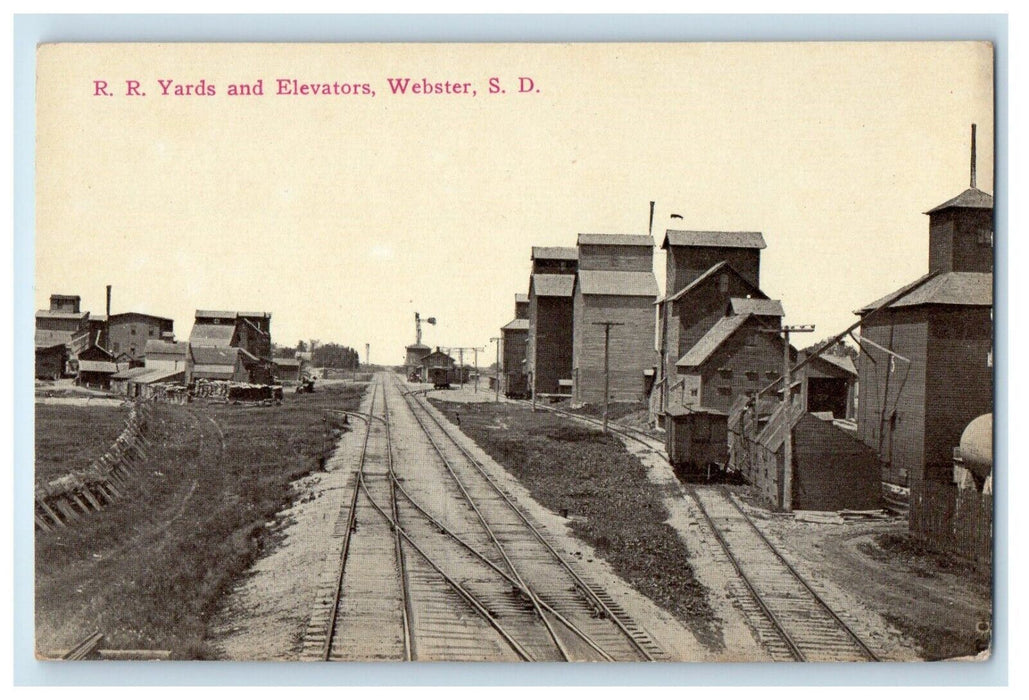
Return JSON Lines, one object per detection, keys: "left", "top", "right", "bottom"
{"left": 34, "top": 41, "right": 994, "bottom": 663}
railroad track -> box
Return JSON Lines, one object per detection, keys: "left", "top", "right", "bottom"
{"left": 317, "top": 375, "right": 624, "bottom": 661}
{"left": 402, "top": 376, "right": 663, "bottom": 661}
{"left": 689, "top": 486, "right": 880, "bottom": 662}
{"left": 497, "top": 393, "right": 878, "bottom": 663}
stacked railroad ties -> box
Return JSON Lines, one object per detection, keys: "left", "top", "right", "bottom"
{"left": 498, "top": 130, "right": 992, "bottom": 537}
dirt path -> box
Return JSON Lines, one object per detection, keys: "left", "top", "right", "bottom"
{"left": 210, "top": 385, "right": 376, "bottom": 660}
{"left": 754, "top": 510, "right": 990, "bottom": 660}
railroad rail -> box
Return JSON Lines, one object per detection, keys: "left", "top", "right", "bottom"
{"left": 689, "top": 486, "right": 880, "bottom": 662}
{"left": 405, "top": 377, "right": 662, "bottom": 661}
{"left": 498, "top": 390, "right": 878, "bottom": 663}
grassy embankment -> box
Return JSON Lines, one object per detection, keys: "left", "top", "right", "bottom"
{"left": 430, "top": 399, "right": 722, "bottom": 651}
{"left": 34, "top": 382, "right": 365, "bottom": 658}
{"left": 35, "top": 404, "right": 130, "bottom": 483}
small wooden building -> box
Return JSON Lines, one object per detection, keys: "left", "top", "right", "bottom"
{"left": 272, "top": 357, "right": 304, "bottom": 382}
{"left": 729, "top": 397, "right": 882, "bottom": 511}
{"left": 35, "top": 343, "right": 67, "bottom": 380}
{"left": 571, "top": 234, "right": 659, "bottom": 405}
{"left": 405, "top": 343, "right": 432, "bottom": 380}
{"left": 76, "top": 345, "right": 122, "bottom": 390}
{"left": 144, "top": 339, "right": 188, "bottom": 372}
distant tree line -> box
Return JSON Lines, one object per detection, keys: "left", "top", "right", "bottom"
{"left": 272, "top": 340, "right": 361, "bottom": 369}
{"left": 802, "top": 336, "right": 859, "bottom": 361}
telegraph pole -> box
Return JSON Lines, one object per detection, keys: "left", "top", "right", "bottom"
{"left": 473, "top": 347, "right": 479, "bottom": 393}
{"left": 761, "top": 323, "right": 815, "bottom": 511}
{"left": 592, "top": 321, "right": 624, "bottom": 434}
{"left": 490, "top": 336, "right": 501, "bottom": 402}
{"left": 365, "top": 343, "right": 370, "bottom": 367}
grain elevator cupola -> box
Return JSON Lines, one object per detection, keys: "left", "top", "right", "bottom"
{"left": 925, "top": 123, "right": 994, "bottom": 274}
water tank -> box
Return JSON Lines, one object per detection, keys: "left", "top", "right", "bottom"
{"left": 958, "top": 414, "right": 992, "bottom": 480}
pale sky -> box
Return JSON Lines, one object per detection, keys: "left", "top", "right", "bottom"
{"left": 35, "top": 42, "right": 994, "bottom": 365}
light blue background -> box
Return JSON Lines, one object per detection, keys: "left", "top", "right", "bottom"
{"left": 13, "top": 13, "right": 1008, "bottom": 687}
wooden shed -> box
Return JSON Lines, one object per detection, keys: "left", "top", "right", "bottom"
{"left": 730, "top": 398, "right": 882, "bottom": 511}
{"left": 35, "top": 343, "right": 67, "bottom": 380}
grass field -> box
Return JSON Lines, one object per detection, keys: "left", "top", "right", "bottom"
{"left": 430, "top": 399, "right": 721, "bottom": 650}
{"left": 34, "top": 382, "right": 365, "bottom": 657}
{"left": 35, "top": 404, "right": 130, "bottom": 483}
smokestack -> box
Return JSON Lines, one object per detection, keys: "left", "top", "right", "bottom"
{"left": 105, "top": 285, "right": 112, "bottom": 352}
{"left": 648, "top": 201, "right": 655, "bottom": 236}
{"left": 970, "top": 123, "right": 977, "bottom": 189}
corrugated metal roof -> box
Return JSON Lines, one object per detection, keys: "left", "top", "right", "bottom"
{"left": 190, "top": 324, "right": 236, "bottom": 345}
{"left": 659, "top": 261, "right": 765, "bottom": 305}
{"left": 145, "top": 340, "right": 187, "bottom": 356}
{"left": 578, "top": 270, "right": 659, "bottom": 297}
{"left": 531, "top": 246, "right": 578, "bottom": 260}
{"left": 532, "top": 274, "right": 576, "bottom": 298}
{"left": 924, "top": 187, "right": 994, "bottom": 214}
{"left": 857, "top": 271, "right": 992, "bottom": 312}
{"left": 577, "top": 233, "right": 654, "bottom": 247}
{"left": 502, "top": 318, "right": 530, "bottom": 331}
{"left": 675, "top": 314, "right": 750, "bottom": 368}
{"left": 273, "top": 357, "right": 302, "bottom": 367}
{"left": 730, "top": 297, "right": 784, "bottom": 317}
{"left": 662, "top": 230, "right": 766, "bottom": 250}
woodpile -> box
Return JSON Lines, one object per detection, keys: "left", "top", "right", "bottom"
{"left": 35, "top": 403, "right": 152, "bottom": 531}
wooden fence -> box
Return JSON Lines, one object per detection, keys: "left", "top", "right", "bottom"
{"left": 909, "top": 480, "right": 992, "bottom": 573}
{"left": 35, "top": 402, "right": 152, "bottom": 531}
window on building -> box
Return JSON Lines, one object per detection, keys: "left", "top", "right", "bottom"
{"left": 745, "top": 370, "right": 759, "bottom": 381}
{"left": 130, "top": 328, "right": 136, "bottom": 335}
{"left": 130, "top": 346, "right": 136, "bottom": 355}
{"left": 149, "top": 329, "right": 155, "bottom": 337}
{"left": 719, "top": 274, "right": 729, "bottom": 293}
{"left": 977, "top": 228, "right": 993, "bottom": 246}
{"left": 113, "top": 342, "right": 120, "bottom": 353}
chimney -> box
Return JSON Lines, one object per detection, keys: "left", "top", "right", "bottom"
{"left": 648, "top": 201, "right": 655, "bottom": 236}
{"left": 970, "top": 123, "right": 977, "bottom": 189}
{"left": 105, "top": 285, "right": 112, "bottom": 352}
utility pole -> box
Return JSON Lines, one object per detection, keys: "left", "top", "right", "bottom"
{"left": 365, "top": 343, "right": 370, "bottom": 367}
{"left": 490, "top": 337, "right": 501, "bottom": 402}
{"left": 761, "top": 324, "right": 815, "bottom": 511}
{"left": 592, "top": 321, "right": 624, "bottom": 434}
{"left": 473, "top": 347, "right": 479, "bottom": 393}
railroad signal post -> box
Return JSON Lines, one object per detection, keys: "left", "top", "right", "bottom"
{"left": 592, "top": 321, "right": 625, "bottom": 434}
